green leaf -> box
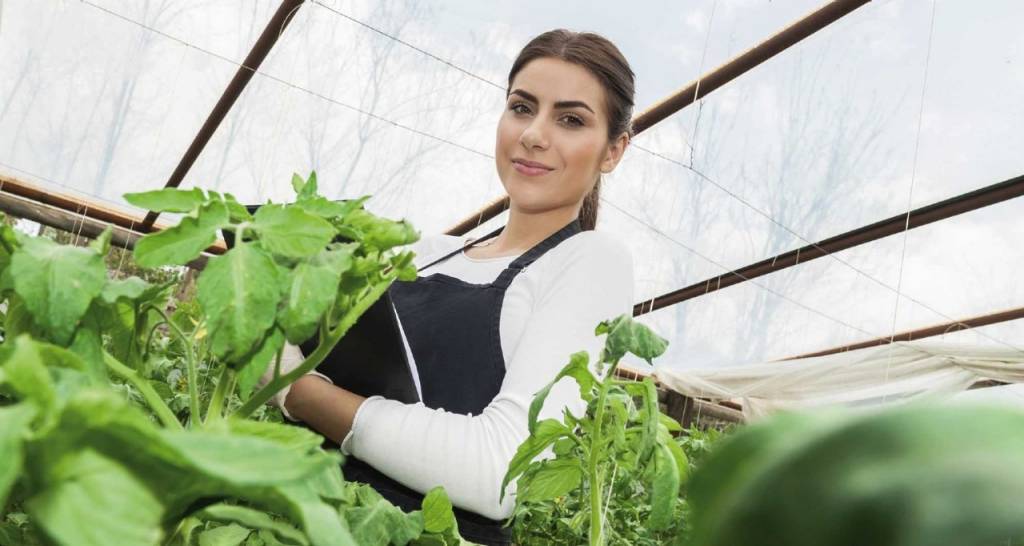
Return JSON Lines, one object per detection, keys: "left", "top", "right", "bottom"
{"left": 389, "top": 250, "right": 418, "bottom": 282}
{"left": 342, "top": 209, "right": 419, "bottom": 251}
{"left": 67, "top": 309, "right": 107, "bottom": 383}
{"left": 596, "top": 315, "right": 668, "bottom": 364}
{"left": 223, "top": 193, "right": 254, "bottom": 223}
{"left": 420, "top": 487, "right": 456, "bottom": 535}
{"left": 159, "top": 430, "right": 337, "bottom": 486}
{"left": 100, "top": 276, "right": 152, "bottom": 304}
{"left": 278, "top": 247, "right": 351, "bottom": 344}
{"left": 274, "top": 481, "right": 358, "bottom": 546}
{"left": 528, "top": 351, "right": 594, "bottom": 434}
{"left": 124, "top": 187, "right": 206, "bottom": 213}
{"left": 224, "top": 417, "right": 323, "bottom": 456}
{"left": 0, "top": 404, "right": 36, "bottom": 507}
{"left": 252, "top": 204, "right": 335, "bottom": 259}
{"left": 89, "top": 226, "right": 113, "bottom": 255}
{"left": 198, "top": 244, "right": 281, "bottom": 363}
{"left": 636, "top": 378, "right": 660, "bottom": 462}
{"left": 659, "top": 412, "right": 683, "bottom": 433}
{"left": 291, "top": 173, "right": 307, "bottom": 196}
{"left": 197, "top": 505, "right": 308, "bottom": 546}
{"left": 4, "top": 293, "right": 42, "bottom": 339}
{"left": 501, "top": 419, "right": 573, "bottom": 502}
{"left": 295, "top": 197, "right": 348, "bottom": 219}
{"left": 10, "top": 237, "right": 107, "bottom": 345}
{"left": 27, "top": 449, "right": 167, "bottom": 546}
{"left": 198, "top": 523, "right": 252, "bottom": 546}
{"left": 2, "top": 335, "right": 57, "bottom": 412}
{"left": 660, "top": 426, "right": 689, "bottom": 486}
{"left": 236, "top": 327, "right": 285, "bottom": 398}
{"left": 305, "top": 464, "right": 351, "bottom": 505}
{"left": 295, "top": 172, "right": 318, "bottom": 201}
{"left": 518, "top": 459, "right": 583, "bottom": 503}
{"left": 134, "top": 200, "right": 229, "bottom": 267}
{"left": 647, "top": 443, "right": 680, "bottom": 530}
{"left": 344, "top": 486, "right": 423, "bottom": 546}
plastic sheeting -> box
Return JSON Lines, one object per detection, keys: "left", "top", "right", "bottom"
{"left": 1, "top": 1, "right": 1022, "bottom": 369}
{"left": 653, "top": 341, "right": 1024, "bottom": 419}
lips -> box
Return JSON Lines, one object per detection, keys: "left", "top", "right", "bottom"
{"left": 512, "top": 158, "right": 554, "bottom": 177}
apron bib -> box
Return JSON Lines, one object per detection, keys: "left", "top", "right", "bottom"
{"left": 326, "top": 220, "right": 581, "bottom": 545}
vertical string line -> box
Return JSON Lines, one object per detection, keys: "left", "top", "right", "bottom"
{"left": 688, "top": 0, "right": 717, "bottom": 168}
{"left": 884, "top": 0, "right": 938, "bottom": 397}
{"left": 644, "top": 0, "right": 719, "bottom": 323}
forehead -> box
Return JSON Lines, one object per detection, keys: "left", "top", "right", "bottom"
{"left": 510, "top": 57, "right": 607, "bottom": 114}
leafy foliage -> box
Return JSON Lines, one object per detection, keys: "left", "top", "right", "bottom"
{"left": 0, "top": 173, "right": 468, "bottom": 546}
{"left": 504, "top": 315, "right": 689, "bottom": 546}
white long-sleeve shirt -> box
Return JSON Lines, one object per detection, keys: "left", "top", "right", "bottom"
{"left": 281, "top": 229, "right": 633, "bottom": 520}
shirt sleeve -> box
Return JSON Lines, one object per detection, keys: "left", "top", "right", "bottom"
{"left": 340, "top": 232, "right": 634, "bottom": 520}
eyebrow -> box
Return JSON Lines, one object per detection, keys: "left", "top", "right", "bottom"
{"left": 509, "top": 89, "right": 595, "bottom": 114}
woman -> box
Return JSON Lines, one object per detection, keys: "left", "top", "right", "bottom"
{"left": 275, "top": 29, "right": 636, "bottom": 545}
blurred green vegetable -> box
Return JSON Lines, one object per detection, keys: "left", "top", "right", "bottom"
{"left": 688, "top": 405, "right": 1024, "bottom": 546}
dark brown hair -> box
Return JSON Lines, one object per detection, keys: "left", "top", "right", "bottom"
{"left": 507, "top": 29, "right": 636, "bottom": 231}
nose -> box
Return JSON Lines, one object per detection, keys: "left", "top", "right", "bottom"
{"left": 519, "top": 117, "right": 549, "bottom": 151}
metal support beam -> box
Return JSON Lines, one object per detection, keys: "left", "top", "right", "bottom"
{"left": 784, "top": 306, "right": 1024, "bottom": 360}
{"left": 633, "top": 173, "right": 1024, "bottom": 316}
{"left": 141, "top": 0, "right": 305, "bottom": 229}
{"left": 445, "top": 0, "right": 872, "bottom": 236}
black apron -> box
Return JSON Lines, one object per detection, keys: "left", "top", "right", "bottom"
{"left": 337, "top": 219, "right": 582, "bottom": 545}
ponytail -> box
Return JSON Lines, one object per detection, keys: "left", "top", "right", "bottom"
{"left": 578, "top": 177, "right": 601, "bottom": 231}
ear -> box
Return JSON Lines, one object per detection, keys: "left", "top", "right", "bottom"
{"left": 600, "top": 131, "right": 630, "bottom": 174}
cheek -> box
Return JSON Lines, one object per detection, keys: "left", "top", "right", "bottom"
{"left": 495, "top": 113, "right": 519, "bottom": 152}
{"left": 561, "top": 136, "right": 604, "bottom": 175}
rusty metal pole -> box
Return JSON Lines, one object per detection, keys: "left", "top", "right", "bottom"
{"left": 445, "top": 0, "right": 872, "bottom": 236}
{"left": 781, "top": 306, "right": 1024, "bottom": 360}
{"left": 632, "top": 173, "right": 1024, "bottom": 316}
{"left": 141, "top": 0, "right": 305, "bottom": 229}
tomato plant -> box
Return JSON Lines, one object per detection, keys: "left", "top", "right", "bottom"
{"left": 502, "top": 315, "right": 691, "bottom": 545}
{"left": 0, "top": 173, "right": 468, "bottom": 546}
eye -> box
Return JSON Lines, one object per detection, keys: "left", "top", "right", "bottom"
{"left": 560, "top": 113, "right": 585, "bottom": 128}
{"left": 509, "top": 102, "right": 532, "bottom": 115}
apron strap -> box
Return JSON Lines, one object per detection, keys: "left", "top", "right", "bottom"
{"left": 419, "top": 226, "right": 503, "bottom": 273}
{"left": 419, "top": 218, "right": 582, "bottom": 286}
{"left": 492, "top": 219, "right": 582, "bottom": 289}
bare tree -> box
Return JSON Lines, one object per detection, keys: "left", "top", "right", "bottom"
{"left": 731, "top": 46, "right": 904, "bottom": 362}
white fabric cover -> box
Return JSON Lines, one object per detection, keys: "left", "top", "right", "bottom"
{"left": 653, "top": 342, "right": 1024, "bottom": 419}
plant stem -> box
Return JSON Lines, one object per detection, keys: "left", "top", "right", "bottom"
{"left": 205, "top": 364, "right": 233, "bottom": 424}
{"left": 145, "top": 304, "right": 202, "bottom": 426}
{"left": 233, "top": 273, "right": 397, "bottom": 419}
{"left": 103, "top": 351, "right": 182, "bottom": 430}
{"left": 588, "top": 359, "right": 620, "bottom": 546}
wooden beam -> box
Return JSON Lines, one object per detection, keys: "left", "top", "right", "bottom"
{"left": 0, "top": 173, "right": 170, "bottom": 234}
{"left": 0, "top": 188, "right": 211, "bottom": 269}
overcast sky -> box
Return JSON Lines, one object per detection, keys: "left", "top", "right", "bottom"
{"left": 1, "top": 0, "right": 1021, "bottom": 369}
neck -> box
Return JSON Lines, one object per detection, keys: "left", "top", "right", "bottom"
{"left": 490, "top": 204, "right": 580, "bottom": 254}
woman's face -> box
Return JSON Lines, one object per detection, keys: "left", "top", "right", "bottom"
{"left": 496, "top": 57, "right": 628, "bottom": 218}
